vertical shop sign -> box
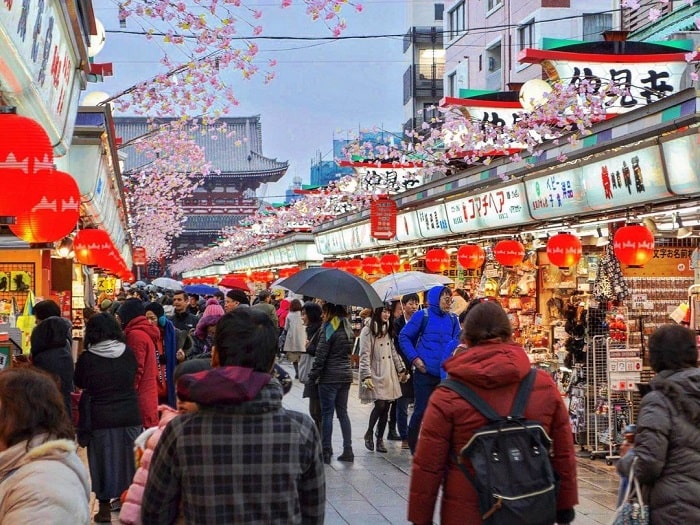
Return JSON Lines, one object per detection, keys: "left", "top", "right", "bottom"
{"left": 416, "top": 203, "right": 450, "bottom": 238}
{"left": 370, "top": 196, "right": 397, "bottom": 240}
{"left": 132, "top": 247, "right": 147, "bottom": 266}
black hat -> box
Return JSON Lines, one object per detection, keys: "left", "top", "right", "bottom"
{"left": 226, "top": 288, "right": 249, "bottom": 306}
{"left": 145, "top": 302, "right": 165, "bottom": 318}
{"left": 117, "top": 298, "right": 145, "bottom": 327}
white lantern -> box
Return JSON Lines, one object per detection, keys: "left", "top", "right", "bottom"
{"left": 519, "top": 79, "right": 553, "bottom": 112}
{"left": 88, "top": 19, "right": 107, "bottom": 57}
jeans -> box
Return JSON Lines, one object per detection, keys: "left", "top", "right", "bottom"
{"left": 407, "top": 370, "right": 440, "bottom": 453}
{"left": 318, "top": 383, "right": 352, "bottom": 452}
{"left": 395, "top": 396, "right": 412, "bottom": 440}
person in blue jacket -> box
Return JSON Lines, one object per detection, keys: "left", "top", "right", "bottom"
{"left": 398, "top": 285, "right": 460, "bottom": 453}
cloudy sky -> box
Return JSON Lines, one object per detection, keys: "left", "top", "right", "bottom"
{"left": 90, "top": 1, "right": 409, "bottom": 200}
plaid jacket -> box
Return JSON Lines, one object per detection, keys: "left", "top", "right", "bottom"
{"left": 141, "top": 373, "right": 325, "bottom": 524}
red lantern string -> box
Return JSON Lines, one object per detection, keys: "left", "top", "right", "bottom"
{"left": 613, "top": 225, "right": 654, "bottom": 267}
{"left": 493, "top": 240, "right": 525, "bottom": 267}
{"left": 379, "top": 254, "right": 401, "bottom": 273}
{"left": 546, "top": 233, "right": 582, "bottom": 269}
{"left": 457, "top": 244, "right": 485, "bottom": 270}
{"left": 425, "top": 248, "right": 450, "bottom": 273}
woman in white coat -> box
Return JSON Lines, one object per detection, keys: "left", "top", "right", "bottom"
{"left": 359, "top": 305, "right": 407, "bottom": 453}
{"left": 283, "top": 299, "right": 307, "bottom": 378}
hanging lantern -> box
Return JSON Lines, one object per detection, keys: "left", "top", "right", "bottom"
{"left": 401, "top": 260, "right": 412, "bottom": 272}
{"left": 425, "top": 248, "right": 450, "bottom": 273}
{"left": 321, "top": 261, "right": 336, "bottom": 268}
{"left": 493, "top": 239, "right": 525, "bottom": 267}
{"left": 0, "top": 107, "right": 54, "bottom": 217}
{"left": 546, "top": 233, "right": 582, "bottom": 269}
{"left": 379, "top": 253, "right": 401, "bottom": 273}
{"left": 74, "top": 229, "right": 112, "bottom": 266}
{"left": 457, "top": 244, "right": 485, "bottom": 270}
{"left": 10, "top": 170, "right": 80, "bottom": 243}
{"left": 613, "top": 224, "right": 654, "bottom": 267}
{"left": 361, "top": 256, "right": 381, "bottom": 274}
{"left": 335, "top": 260, "right": 349, "bottom": 271}
{"left": 346, "top": 259, "right": 363, "bottom": 276}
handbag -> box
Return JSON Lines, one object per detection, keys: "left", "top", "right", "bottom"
{"left": 611, "top": 457, "right": 649, "bottom": 525}
{"left": 155, "top": 349, "right": 168, "bottom": 400}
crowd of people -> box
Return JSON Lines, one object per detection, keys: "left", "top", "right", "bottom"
{"left": 0, "top": 280, "right": 697, "bottom": 524}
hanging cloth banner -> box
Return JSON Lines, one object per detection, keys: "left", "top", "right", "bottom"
{"left": 15, "top": 290, "right": 35, "bottom": 354}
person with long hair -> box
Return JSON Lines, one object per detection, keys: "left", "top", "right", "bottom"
{"left": 75, "top": 313, "right": 142, "bottom": 523}
{"left": 307, "top": 302, "right": 355, "bottom": 464}
{"left": 359, "top": 305, "right": 407, "bottom": 453}
{"left": 0, "top": 368, "right": 90, "bottom": 524}
{"left": 299, "top": 301, "right": 323, "bottom": 431}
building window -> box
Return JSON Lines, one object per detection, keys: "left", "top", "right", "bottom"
{"left": 435, "top": 3, "right": 444, "bottom": 21}
{"left": 487, "top": 0, "right": 502, "bottom": 12}
{"left": 518, "top": 19, "right": 534, "bottom": 52}
{"left": 486, "top": 42, "right": 501, "bottom": 72}
{"left": 448, "top": 1, "right": 466, "bottom": 40}
{"left": 582, "top": 13, "right": 613, "bottom": 41}
{"left": 447, "top": 71, "right": 456, "bottom": 97}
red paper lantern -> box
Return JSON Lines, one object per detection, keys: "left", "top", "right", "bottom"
{"left": 346, "top": 259, "right": 363, "bottom": 275}
{"left": 613, "top": 224, "right": 654, "bottom": 267}
{"left": 379, "top": 253, "right": 401, "bottom": 273}
{"left": 335, "top": 260, "right": 349, "bottom": 271}
{"left": 361, "top": 256, "right": 381, "bottom": 274}
{"left": 321, "top": 261, "right": 336, "bottom": 268}
{"left": 10, "top": 170, "right": 80, "bottom": 243}
{"left": 494, "top": 240, "right": 525, "bottom": 267}
{"left": 425, "top": 248, "right": 450, "bottom": 273}
{"left": 457, "top": 244, "right": 485, "bottom": 270}
{"left": 74, "top": 229, "right": 112, "bottom": 266}
{"left": 546, "top": 233, "right": 582, "bottom": 269}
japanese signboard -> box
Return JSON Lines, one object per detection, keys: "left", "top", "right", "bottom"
{"left": 661, "top": 133, "right": 700, "bottom": 195}
{"left": 370, "top": 197, "right": 397, "bottom": 240}
{"left": 446, "top": 182, "right": 531, "bottom": 233}
{"left": 416, "top": 203, "right": 451, "bottom": 238}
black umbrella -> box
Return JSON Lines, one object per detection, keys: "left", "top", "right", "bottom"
{"left": 277, "top": 268, "right": 384, "bottom": 309}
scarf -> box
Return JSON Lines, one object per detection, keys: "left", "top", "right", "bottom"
{"left": 324, "top": 316, "right": 341, "bottom": 341}
{"left": 87, "top": 340, "right": 126, "bottom": 358}
{"left": 163, "top": 319, "right": 178, "bottom": 408}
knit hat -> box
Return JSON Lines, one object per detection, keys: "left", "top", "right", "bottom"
{"left": 226, "top": 288, "right": 249, "bottom": 306}
{"left": 194, "top": 314, "right": 223, "bottom": 339}
{"left": 174, "top": 358, "right": 212, "bottom": 383}
{"left": 100, "top": 299, "right": 113, "bottom": 312}
{"left": 117, "top": 298, "right": 145, "bottom": 327}
{"left": 202, "top": 301, "right": 225, "bottom": 317}
{"left": 145, "top": 302, "right": 165, "bottom": 318}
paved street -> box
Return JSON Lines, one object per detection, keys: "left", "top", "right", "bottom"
{"left": 88, "top": 363, "right": 620, "bottom": 524}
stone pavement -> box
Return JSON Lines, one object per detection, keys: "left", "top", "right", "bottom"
{"left": 88, "top": 363, "right": 621, "bottom": 524}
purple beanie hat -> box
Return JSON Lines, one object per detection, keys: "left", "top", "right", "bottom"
{"left": 194, "top": 314, "right": 223, "bottom": 339}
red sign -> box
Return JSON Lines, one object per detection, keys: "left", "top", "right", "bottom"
{"left": 370, "top": 196, "right": 397, "bottom": 240}
{"left": 133, "top": 246, "right": 147, "bottom": 266}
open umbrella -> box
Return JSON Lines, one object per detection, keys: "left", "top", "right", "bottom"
{"left": 371, "top": 271, "right": 454, "bottom": 301}
{"left": 277, "top": 268, "right": 384, "bottom": 309}
{"left": 152, "top": 277, "right": 183, "bottom": 291}
{"left": 183, "top": 284, "right": 220, "bottom": 296}
{"left": 218, "top": 276, "right": 249, "bottom": 290}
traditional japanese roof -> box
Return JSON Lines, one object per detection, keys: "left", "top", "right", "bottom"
{"left": 113, "top": 116, "right": 288, "bottom": 182}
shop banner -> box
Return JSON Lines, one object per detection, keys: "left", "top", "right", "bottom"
{"left": 661, "top": 133, "right": 700, "bottom": 195}
{"left": 580, "top": 144, "right": 671, "bottom": 209}
{"left": 315, "top": 230, "right": 347, "bottom": 256}
{"left": 396, "top": 211, "right": 422, "bottom": 242}
{"left": 446, "top": 182, "right": 531, "bottom": 232}
{"left": 417, "top": 203, "right": 451, "bottom": 238}
{"left": 525, "top": 169, "right": 590, "bottom": 220}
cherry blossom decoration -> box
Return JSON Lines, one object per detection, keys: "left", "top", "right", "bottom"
{"left": 112, "top": 0, "right": 363, "bottom": 117}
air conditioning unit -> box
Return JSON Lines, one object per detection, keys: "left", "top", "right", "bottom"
{"left": 488, "top": 57, "right": 496, "bottom": 72}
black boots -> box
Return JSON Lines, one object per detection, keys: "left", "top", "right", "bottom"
{"left": 94, "top": 500, "right": 111, "bottom": 523}
{"left": 364, "top": 430, "right": 374, "bottom": 451}
{"left": 322, "top": 449, "right": 332, "bottom": 464}
{"left": 375, "top": 438, "right": 387, "bottom": 453}
{"left": 337, "top": 447, "right": 354, "bottom": 462}
{"left": 387, "top": 426, "right": 401, "bottom": 441}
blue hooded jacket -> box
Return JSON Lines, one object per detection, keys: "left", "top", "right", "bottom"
{"left": 398, "top": 285, "right": 460, "bottom": 377}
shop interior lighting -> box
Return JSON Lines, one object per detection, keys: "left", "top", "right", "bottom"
{"left": 642, "top": 218, "right": 658, "bottom": 236}
{"left": 676, "top": 214, "right": 692, "bottom": 239}
{"left": 595, "top": 227, "right": 609, "bottom": 247}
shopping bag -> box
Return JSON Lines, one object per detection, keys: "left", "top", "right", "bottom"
{"left": 610, "top": 458, "right": 649, "bottom": 525}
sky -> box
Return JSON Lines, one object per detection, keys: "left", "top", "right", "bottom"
{"left": 90, "top": 1, "right": 410, "bottom": 201}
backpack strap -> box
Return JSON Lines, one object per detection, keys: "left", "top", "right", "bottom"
{"left": 510, "top": 369, "right": 537, "bottom": 419}
{"left": 440, "top": 378, "right": 502, "bottom": 422}
{"left": 417, "top": 309, "right": 429, "bottom": 342}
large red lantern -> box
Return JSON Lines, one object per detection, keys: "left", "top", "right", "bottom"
{"left": 74, "top": 229, "right": 112, "bottom": 266}
{"left": 361, "top": 256, "right": 381, "bottom": 275}
{"left": 494, "top": 239, "right": 525, "bottom": 267}
{"left": 613, "top": 224, "right": 654, "bottom": 267}
{"left": 321, "top": 261, "right": 336, "bottom": 268}
{"left": 379, "top": 253, "right": 401, "bottom": 273}
{"left": 335, "top": 260, "right": 349, "bottom": 271}
{"left": 346, "top": 259, "right": 363, "bottom": 276}
{"left": 9, "top": 170, "right": 80, "bottom": 243}
{"left": 457, "top": 244, "right": 485, "bottom": 270}
{"left": 546, "top": 233, "right": 582, "bottom": 269}
{"left": 425, "top": 248, "right": 450, "bottom": 273}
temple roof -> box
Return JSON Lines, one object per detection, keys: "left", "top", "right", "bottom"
{"left": 182, "top": 214, "right": 244, "bottom": 232}
{"left": 114, "top": 116, "right": 288, "bottom": 180}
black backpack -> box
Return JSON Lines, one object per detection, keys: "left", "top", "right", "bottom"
{"left": 440, "top": 369, "right": 558, "bottom": 525}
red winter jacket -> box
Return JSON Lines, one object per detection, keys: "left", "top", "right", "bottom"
{"left": 124, "top": 316, "right": 160, "bottom": 428}
{"left": 408, "top": 339, "right": 578, "bottom": 525}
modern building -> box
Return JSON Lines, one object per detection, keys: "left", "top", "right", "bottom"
{"left": 403, "top": 1, "right": 446, "bottom": 136}
{"left": 114, "top": 116, "right": 288, "bottom": 258}
{"left": 442, "top": 0, "right": 616, "bottom": 95}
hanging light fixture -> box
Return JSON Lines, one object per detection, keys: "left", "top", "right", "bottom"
{"left": 493, "top": 239, "right": 525, "bottom": 267}
{"left": 54, "top": 236, "right": 74, "bottom": 259}
{"left": 379, "top": 253, "right": 401, "bottom": 273}
{"left": 596, "top": 227, "right": 609, "bottom": 247}
{"left": 425, "top": 248, "right": 450, "bottom": 273}
{"left": 676, "top": 214, "right": 692, "bottom": 239}
{"left": 613, "top": 224, "right": 654, "bottom": 267}
{"left": 457, "top": 244, "right": 485, "bottom": 270}
{"left": 546, "top": 232, "right": 582, "bottom": 269}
